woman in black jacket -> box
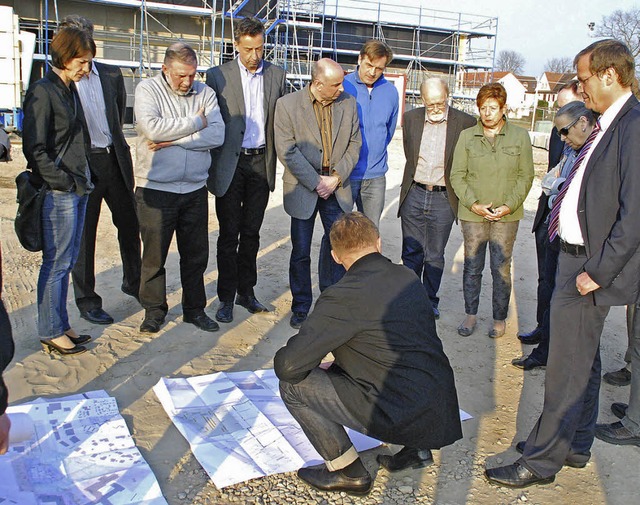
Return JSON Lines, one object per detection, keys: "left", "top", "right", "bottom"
{"left": 22, "top": 27, "right": 95, "bottom": 355}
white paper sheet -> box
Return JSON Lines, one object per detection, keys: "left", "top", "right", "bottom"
{"left": 154, "top": 369, "right": 472, "bottom": 489}
{"left": 0, "top": 391, "right": 167, "bottom": 505}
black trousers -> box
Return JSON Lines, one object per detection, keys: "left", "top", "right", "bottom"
{"left": 135, "top": 186, "right": 209, "bottom": 320}
{"left": 72, "top": 150, "right": 141, "bottom": 311}
{"left": 520, "top": 250, "right": 609, "bottom": 478}
{"left": 215, "top": 153, "right": 270, "bottom": 302}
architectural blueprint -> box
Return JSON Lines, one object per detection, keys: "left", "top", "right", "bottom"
{"left": 0, "top": 391, "right": 167, "bottom": 505}
{"left": 154, "top": 369, "right": 471, "bottom": 489}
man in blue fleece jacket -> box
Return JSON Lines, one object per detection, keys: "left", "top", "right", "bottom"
{"left": 343, "top": 40, "right": 399, "bottom": 227}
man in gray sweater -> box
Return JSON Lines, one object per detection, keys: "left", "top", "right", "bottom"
{"left": 134, "top": 42, "right": 224, "bottom": 333}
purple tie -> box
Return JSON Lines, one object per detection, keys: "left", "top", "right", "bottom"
{"left": 548, "top": 121, "right": 601, "bottom": 242}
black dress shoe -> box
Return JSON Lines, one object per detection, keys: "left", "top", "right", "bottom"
{"left": 215, "top": 302, "right": 234, "bottom": 323}
{"left": 236, "top": 294, "right": 269, "bottom": 313}
{"left": 297, "top": 465, "right": 373, "bottom": 495}
{"left": 612, "top": 402, "right": 629, "bottom": 419}
{"left": 515, "top": 441, "right": 589, "bottom": 468}
{"left": 140, "top": 316, "right": 164, "bottom": 333}
{"left": 511, "top": 355, "right": 546, "bottom": 370}
{"left": 485, "top": 462, "right": 555, "bottom": 488}
{"left": 518, "top": 327, "right": 543, "bottom": 345}
{"left": 40, "top": 338, "right": 87, "bottom": 356}
{"left": 603, "top": 367, "right": 631, "bottom": 386}
{"left": 290, "top": 311, "right": 307, "bottom": 329}
{"left": 184, "top": 312, "right": 219, "bottom": 332}
{"left": 377, "top": 447, "right": 433, "bottom": 471}
{"left": 80, "top": 308, "right": 114, "bottom": 325}
{"left": 595, "top": 421, "right": 640, "bottom": 446}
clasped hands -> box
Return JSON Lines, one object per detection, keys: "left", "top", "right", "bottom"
{"left": 316, "top": 175, "right": 340, "bottom": 199}
{"left": 471, "top": 202, "right": 511, "bottom": 221}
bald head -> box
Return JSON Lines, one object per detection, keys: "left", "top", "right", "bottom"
{"left": 556, "top": 84, "right": 583, "bottom": 108}
{"left": 421, "top": 78, "right": 449, "bottom": 122}
{"left": 310, "top": 58, "right": 345, "bottom": 104}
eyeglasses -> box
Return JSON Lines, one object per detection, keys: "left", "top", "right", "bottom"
{"left": 558, "top": 117, "right": 580, "bottom": 137}
{"left": 425, "top": 102, "right": 446, "bottom": 112}
{"left": 577, "top": 73, "right": 596, "bottom": 86}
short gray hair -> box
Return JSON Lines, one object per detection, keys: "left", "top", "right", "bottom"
{"left": 556, "top": 101, "right": 595, "bottom": 126}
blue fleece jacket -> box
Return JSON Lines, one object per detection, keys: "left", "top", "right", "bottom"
{"left": 343, "top": 70, "right": 399, "bottom": 181}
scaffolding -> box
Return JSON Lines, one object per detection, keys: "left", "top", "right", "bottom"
{"left": 10, "top": 0, "right": 497, "bottom": 105}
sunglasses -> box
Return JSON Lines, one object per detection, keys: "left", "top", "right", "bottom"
{"left": 558, "top": 117, "right": 580, "bottom": 137}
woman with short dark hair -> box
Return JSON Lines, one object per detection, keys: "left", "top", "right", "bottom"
{"left": 450, "top": 83, "right": 534, "bottom": 338}
{"left": 22, "top": 27, "right": 96, "bottom": 355}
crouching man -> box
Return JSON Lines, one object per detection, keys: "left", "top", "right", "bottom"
{"left": 274, "top": 212, "right": 461, "bottom": 495}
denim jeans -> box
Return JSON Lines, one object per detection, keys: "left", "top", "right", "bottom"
{"left": 38, "top": 190, "right": 88, "bottom": 337}
{"left": 290, "top": 195, "right": 345, "bottom": 314}
{"left": 280, "top": 368, "right": 368, "bottom": 464}
{"left": 350, "top": 175, "right": 386, "bottom": 228}
{"left": 400, "top": 184, "right": 455, "bottom": 309}
{"left": 460, "top": 220, "right": 519, "bottom": 321}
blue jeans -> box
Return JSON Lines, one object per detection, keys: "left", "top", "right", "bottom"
{"left": 460, "top": 220, "right": 519, "bottom": 321}
{"left": 290, "top": 195, "right": 345, "bottom": 314}
{"left": 351, "top": 175, "right": 386, "bottom": 228}
{"left": 400, "top": 184, "right": 455, "bottom": 309}
{"left": 38, "top": 190, "right": 88, "bottom": 337}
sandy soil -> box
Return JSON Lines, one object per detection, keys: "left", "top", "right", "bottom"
{"left": 0, "top": 129, "right": 637, "bottom": 505}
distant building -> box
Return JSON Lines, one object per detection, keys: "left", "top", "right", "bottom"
{"left": 537, "top": 72, "right": 576, "bottom": 105}
{"left": 459, "top": 70, "right": 538, "bottom": 118}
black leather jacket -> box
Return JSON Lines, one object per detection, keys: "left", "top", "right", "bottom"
{"left": 22, "top": 70, "right": 92, "bottom": 195}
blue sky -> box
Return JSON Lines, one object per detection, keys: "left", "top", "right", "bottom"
{"left": 407, "top": 0, "right": 638, "bottom": 76}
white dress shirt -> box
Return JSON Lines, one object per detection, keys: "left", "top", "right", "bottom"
{"left": 559, "top": 91, "right": 632, "bottom": 244}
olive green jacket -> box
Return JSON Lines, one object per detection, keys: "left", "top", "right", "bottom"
{"left": 450, "top": 118, "right": 534, "bottom": 222}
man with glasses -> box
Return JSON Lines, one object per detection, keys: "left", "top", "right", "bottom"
{"left": 486, "top": 39, "right": 640, "bottom": 488}
{"left": 342, "top": 40, "right": 398, "bottom": 228}
{"left": 397, "top": 78, "right": 475, "bottom": 319}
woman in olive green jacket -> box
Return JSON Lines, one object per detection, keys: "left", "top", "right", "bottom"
{"left": 450, "top": 83, "right": 533, "bottom": 338}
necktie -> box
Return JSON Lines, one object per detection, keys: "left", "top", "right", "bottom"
{"left": 547, "top": 121, "right": 601, "bottom": 241}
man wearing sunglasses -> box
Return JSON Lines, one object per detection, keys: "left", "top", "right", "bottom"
{"left": 514, "top": 83, "right": 582, "bottom": 356}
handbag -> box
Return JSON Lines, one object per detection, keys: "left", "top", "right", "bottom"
{"left": 14, "top": 109, "right": 76, "bottom": 252}
{"left": 14, "top": 171, "right": 47, "bottom": 252}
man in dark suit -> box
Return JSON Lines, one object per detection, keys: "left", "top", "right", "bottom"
{"left": 512, "top": 82, "right": 582, "bottom": 369}
{"left": 61, "top": 16, "right": 141, "bottom": 325}
{"left": 275, "top": 212, "right": 461, "bottom": 495}
{"left": 206, "top": 18, "right": 286, "bottom": 324}
{"left": 398, "top": 78, "right": 475, "bottom": 319}
{"left": 486, "top": 39, "right": 640, "bottom": 487}
{"left": 274, "top": 58, "right": 361, "bottom": 329}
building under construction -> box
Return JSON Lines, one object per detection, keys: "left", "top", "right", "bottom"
{"left": 1, "top": 0, "right": 497, "bottom": 123}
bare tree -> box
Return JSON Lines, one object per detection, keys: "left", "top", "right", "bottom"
{"left": 593, "top": 7, "right": 640, "bottom": 61}
{"left": 495, "top": 50, "right": 526, "bottom": 74}
{"left": 545, "top": 57, "right": 573, "bottom": 73}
